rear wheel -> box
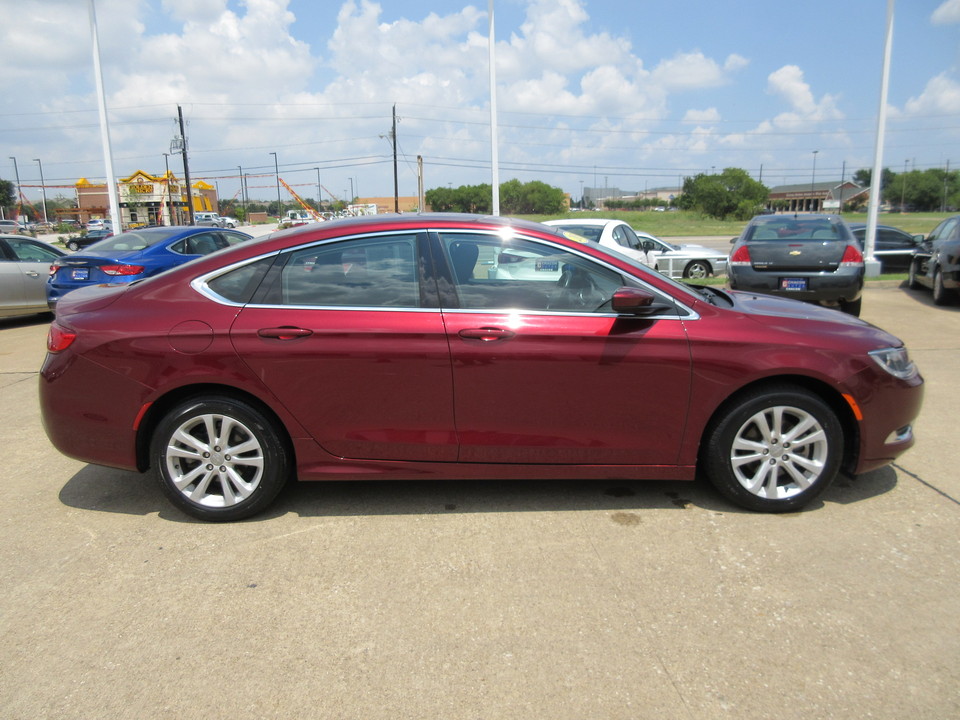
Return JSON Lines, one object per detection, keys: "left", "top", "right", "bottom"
{"left": 66, "top": 240, "right": 80, "bottom": 252}
{"left": 152, "top": 396, "right": 290, "bottom": 521}
{"left": 701, "top": 386, "right": 843, "bottom": 512}
{"left": 683, "top": 260, "right": 711, "bottom": 279}
{"left": 932, "top": 269, "right": 953, "bottom": 306}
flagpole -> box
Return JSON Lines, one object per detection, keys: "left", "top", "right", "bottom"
{"left": 87, "top": 0, "right": 122, "bottom": 230}
{"left": 488, "top": 0, "right": 500, "bottom": 216}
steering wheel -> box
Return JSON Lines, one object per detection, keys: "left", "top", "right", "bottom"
{"left": 555, "top": 267, "right": 601, "bottom": 309}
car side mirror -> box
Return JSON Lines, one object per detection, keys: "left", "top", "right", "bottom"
{"left": 611, "top": 287, "right": 673, "bottom": 316}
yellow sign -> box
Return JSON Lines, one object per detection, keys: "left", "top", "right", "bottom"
{"left": 130, "top": 184, "right": 154, "bottom": 193}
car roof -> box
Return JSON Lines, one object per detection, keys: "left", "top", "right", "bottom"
{"left": 542, "top": 218, "right": 624, "bottom": 228}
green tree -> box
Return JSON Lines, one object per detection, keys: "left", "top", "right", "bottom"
{"left": 0, "top": 178, "right": 15, "bottom": 217}
{"left": 678, "top": 168, "right": 768, "bottom": 220}
{"left": 426, "top": 179, "right": 564, "bottom": 215}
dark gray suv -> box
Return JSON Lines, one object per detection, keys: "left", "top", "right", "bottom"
{"left": 728, "top": 214, "right": 865, "bottom": 316}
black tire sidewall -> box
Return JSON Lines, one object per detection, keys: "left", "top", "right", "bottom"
{"left": 151, "top": 396, "right": 290, "bottom": 521}
{"left": 684, "top": 261, "right": 709, "bottom": 279}
{"left": 702, "top": 387, "right": 843, "bottom": 512}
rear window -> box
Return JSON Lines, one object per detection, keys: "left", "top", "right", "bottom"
{"left": 89, "top": 228, "right": 183, "bottom": 253}
{"left": 747, "top": 219, "right": 844, "bottom": 242}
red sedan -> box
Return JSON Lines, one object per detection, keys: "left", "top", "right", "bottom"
{"left": 40, "top": 214, "right": 923, "bottom": 521}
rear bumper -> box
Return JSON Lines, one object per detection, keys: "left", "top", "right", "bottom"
{"left": 729, "top": 267, "right": 864, "bottom": 304}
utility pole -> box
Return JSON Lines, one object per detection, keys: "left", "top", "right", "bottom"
{"left": 177, "top": 105, "right": 194, "bottom": 225}
{"left": 33, "top": 158, "right": 48, "bottom": 224}
{"left": 392, "top": 104, "right": 399, "bottom": 213}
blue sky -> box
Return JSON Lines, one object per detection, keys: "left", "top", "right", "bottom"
{"left": 2, "top": 0, "right": 958, "bottom": 205}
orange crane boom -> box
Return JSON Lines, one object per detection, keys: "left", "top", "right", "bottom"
{"left": 278, "top": 177, "right": 323, "bottom": 221}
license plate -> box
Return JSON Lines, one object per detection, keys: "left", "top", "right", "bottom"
{"left": 535, "top": 260, "right": 559, "bottom": 272}
{"left": 71, "top": 268, "right": 89, "bottom": 281}
{"left": 781, "top": 277, "right": 807, "bottom": 291}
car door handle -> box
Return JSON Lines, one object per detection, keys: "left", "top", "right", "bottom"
{"left": 25, "top": 271, "right": 40, "bottom": 278}
{"left": 258, "top": 327, "right": 314, "bottom": 340}
{"left": 458, "top": 327, "right": 516, "bottom": 342}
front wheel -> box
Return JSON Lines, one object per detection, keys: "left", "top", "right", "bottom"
{"left": 66, "top": 240, "right": 80, "bottom": 252}
{"left": 839, "top": 297, "right": 862, "bottom": 316}
{"left": 683, "top": 260, "right": 711, "bottom": 279}
{"left": 151, "top": 396, "right": 291, "bottom": 521}
{"left": 907, "top": 259, "right": 922, "bottom": 289}
{"left": 701, "top": 386, "right": 843, "bottom": 512}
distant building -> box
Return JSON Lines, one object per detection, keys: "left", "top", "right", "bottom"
{"left": 766, "top": 180, "right": 868, "bottom": 213}
{"left": 74, "top": 170, "right": 220, "bottom": 227}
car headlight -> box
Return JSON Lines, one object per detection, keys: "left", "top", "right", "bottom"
{"left": 869, "top": 347, "right": 918, "bottom": 380}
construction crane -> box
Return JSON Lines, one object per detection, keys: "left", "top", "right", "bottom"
{"left": 278, "top": 177, "right": 323, "bottom": 221}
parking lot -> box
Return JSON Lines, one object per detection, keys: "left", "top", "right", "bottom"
{"left": 1, "top": 282, "right": 958, "bottom": 719}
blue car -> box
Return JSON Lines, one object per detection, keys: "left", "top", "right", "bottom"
{"left": 47, "top": 226, "right": 253, "bottom": 309}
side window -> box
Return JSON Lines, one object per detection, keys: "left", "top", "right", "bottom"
{"left": 438, "top": 232, "right": 623, "bottom": 313}
{"left": 218, "top": 231, "right": 249, "bottom": 248}
{"left": 9, "top": 239, "right": 60, "bottom": 262}
{"left": 276, "top": 235, "right": 419, "bottom": 308}
{"left": 612, "top": 226, "right": 631, "bottom": 248}
{"left": 621, "top": 226, "right": 643, "bottom": 249}
{"left": 928, "top": 218, "right": 958, "bottom": 243}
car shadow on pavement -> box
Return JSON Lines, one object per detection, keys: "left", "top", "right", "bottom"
{"left": 57, "top": 463, "right": 899, "bottom": 522}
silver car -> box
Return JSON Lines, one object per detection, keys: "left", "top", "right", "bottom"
{"left": 0, "top": 234, "right": 65, "bottom": 318}
{"left": 544, "top": 218, "right": 726, "bottom": 279}
{"left": 635, "top": 232, "right": 728, "bottom": 279}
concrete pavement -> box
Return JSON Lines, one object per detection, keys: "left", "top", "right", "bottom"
{"left": 0, "top": 285, "right": 957, "bottom": 719}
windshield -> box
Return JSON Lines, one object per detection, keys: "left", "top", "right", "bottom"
{"left": 551, "top": 224, "right": 602, "bottom": 242}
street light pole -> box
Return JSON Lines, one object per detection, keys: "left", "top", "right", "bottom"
{"left": 33, "top": 158, "right": 48, "bottom": 224}
{"left": 900, "top": 159, "right": 908, "bottom": 211}
{"left": 269, "top": 152, "right": 282, "bottom": 220}
{"left": 315, "top": 168, "right": 322, "bottom": 210}
{"left": 238, "top": 165, "right": 246, "bottom": 223}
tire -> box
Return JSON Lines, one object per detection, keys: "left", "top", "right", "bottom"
{"left": 932, "top": 269, "right": 953, "bottom": 306}
{"left": 701, "top": 386, "right": 843, "bottom": 512}
{"left": 907, "top": 259, "right": 922, "bottom": 289}
{"left": 151, "top": 396, "right": 291, "bottom": 521}
{"left": 839, "top": 297, "right": 862, "bottom": 316}
{"left": 683, "top": 260, "right": 711, "bottom": 279}
{"left": 67, "top": 240, "right": 80, "bottom": 252}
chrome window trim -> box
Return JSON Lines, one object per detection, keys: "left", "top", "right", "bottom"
{"left": 192, "top": 226, "right": 699, "bottom": 320}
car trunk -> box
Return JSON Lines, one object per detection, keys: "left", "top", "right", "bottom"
{"left": 748, "top": 239, "right": 846, "bottom": 272}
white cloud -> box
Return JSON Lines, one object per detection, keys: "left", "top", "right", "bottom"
{"left": 765, "top": 65, "right": 843, "bottom": 125}
{"left": 903, "top": 72, "right": 960, "bottom": 114}
{"left": 932, "top": 0, "right": 960, "bottom": 24}
{"left": 650, "top": 51, "right": 740, "bottom": 91}
{"left": 683, "top": 108, "right": 721, "bottom": 124}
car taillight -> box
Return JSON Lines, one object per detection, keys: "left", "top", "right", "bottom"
{"left": 100, "top": 264, "right": 145, "bottom": 276}
{"left": 47, "top": 323, "right": 77, "bottom": 353}
{"left": 840, "top": 245, "right": 864, "bottom": 266}
{"left": 730, "top": 246, "right": 752, "bottom": 265}
{"left": 49, "top": 264, "right": 62, "bottom": 277}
